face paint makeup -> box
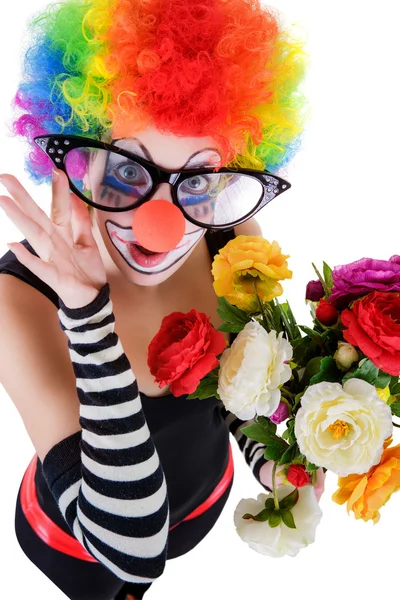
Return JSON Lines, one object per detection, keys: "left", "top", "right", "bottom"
{"left": 105, "top": 220, "right": 204, "bottom": 274}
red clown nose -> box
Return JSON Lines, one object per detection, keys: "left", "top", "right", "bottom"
{"left": 132, "top": 200, "right": 186, "bottom": 253}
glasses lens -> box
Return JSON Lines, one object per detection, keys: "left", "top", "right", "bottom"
{"left": 177, "top": 173, "right": 264, "bottom": 226}
{"left": 64, "top": 147, "right": 153, "bottom": 209}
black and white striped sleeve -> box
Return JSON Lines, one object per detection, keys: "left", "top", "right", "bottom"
{"left": 220, "top": 406, "right": 272, "bottom": 492}
{"left": 41, "top": 282, "right": 169, "bottom": 584}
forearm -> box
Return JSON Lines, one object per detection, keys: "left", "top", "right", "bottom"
{"left": 221, "top": 407, "right": 272, "bottom": 492}
{"left": 42, "top": 283, "right": 169, "bottom": 583}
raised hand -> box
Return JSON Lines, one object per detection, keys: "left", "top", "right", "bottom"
{"left": 0, "top": 169, "right": 107, "bottom": 309}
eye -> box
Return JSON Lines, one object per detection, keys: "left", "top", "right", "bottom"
{"left": 114, "top": 162, "right": 143, "bottom": 184}
{"left": 182, "top": 175, "right": 210, "bottom": 194}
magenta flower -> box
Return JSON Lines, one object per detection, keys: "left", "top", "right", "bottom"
{"left": 329, "top": 256, "right": 400, "bottom": 309}
{"left": 305, "top": 279, "right": 324, "bottom": 302}
{"left": 270, "top": 401, "right": 289, "bottom": 424}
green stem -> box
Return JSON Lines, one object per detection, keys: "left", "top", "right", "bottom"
{"left": 311, "top": 262, "right": 329, "bottom": 297}
{"left": 272, "top": 461, "right": 280, "bottom": 510}
{"left": 279, "top": 395, "right": 292, "bottom": 408}
{"left": 254, "top": 281, "right": 270, "bottom": 331}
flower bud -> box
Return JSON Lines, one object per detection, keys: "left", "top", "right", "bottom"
{"left": 306, "top": 279, "right": 324, "bottom": 302}
{"left": 316, "top": 298, "right": 338, "bottom": 326}
{"left": 333, "top": 341, "right": 359, "bottom": 370}
{"left": 270, "top": 401, "right": 290, "bottom": 424}
{"left": 286, "top": 464, "right": 310, "bottom": 488}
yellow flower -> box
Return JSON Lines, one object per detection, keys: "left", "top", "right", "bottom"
{"left": 375, "top": 386, "right": 391, "bottom": 403}
{"left": 211, "top": 235, "right": 292, "bottom": 312}
{"left": 331, "top": 436, "right": 400, "bottom": 523}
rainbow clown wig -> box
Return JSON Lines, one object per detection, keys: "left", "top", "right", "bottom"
{"left": 11, "top": 0, "right": 309, "bottom": 189}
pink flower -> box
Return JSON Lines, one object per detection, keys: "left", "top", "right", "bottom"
{"left": 270, "top": 401, "right": 289, "bottom": 424}
{"left": 330, "top": 256, "right": 400, "bottom": 309}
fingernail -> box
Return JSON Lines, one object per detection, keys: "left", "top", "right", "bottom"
{"left": 52, "top": 168, "right": 60, "bottom": 182}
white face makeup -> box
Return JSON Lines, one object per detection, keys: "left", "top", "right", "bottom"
{"left": 88, "top": 126, "right": 222, "bottom": 284}
{"left": 106, "top": 220, "right": 205, "bottom": 274}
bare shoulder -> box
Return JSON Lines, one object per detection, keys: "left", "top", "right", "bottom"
{"left": 0, "top": 273, "right": 81, "bottom": 462}
{"left": 233, "top": 217, "right": 263, "bottom": 237}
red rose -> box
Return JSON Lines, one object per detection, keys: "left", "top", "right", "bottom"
{"left": 147, "top": 309, "right": 227, "bottom": 396}
{"left": 286, "top": 464, "right": 310, "bottom": 488}
{"left": 316, "top": 299, "right": 338, "bottom": 326}
{"left": 341, "top": 291, "right": 400, "bottom": 376}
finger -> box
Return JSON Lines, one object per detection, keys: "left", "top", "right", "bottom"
{"left": 70, "top": 192, "right": 96, "bottom": 249}
{"left": 0, "top": 173, "right": 54, "bottom": 236}
{"left": 50, "top": 169, "right": 73, "bottom": 244}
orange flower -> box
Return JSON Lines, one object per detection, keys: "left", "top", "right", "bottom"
{"left": 211, "top": 235, "right": 292, "bottom": 312}
{"left": 331, "top": 436, "right": 400, "bottom": 523}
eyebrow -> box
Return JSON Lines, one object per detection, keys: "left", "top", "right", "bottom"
{"left": 112, "top": 137, "right": 220, "bottom": 170}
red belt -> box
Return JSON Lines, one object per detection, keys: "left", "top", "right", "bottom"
{"left": 20, "top": 445, "right": 234, "bottom": 563}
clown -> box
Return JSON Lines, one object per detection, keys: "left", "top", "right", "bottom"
{"left": 0, "top": 0, "right": 311, "bottom": 598}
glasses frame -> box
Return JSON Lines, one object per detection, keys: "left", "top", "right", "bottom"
{"left": 34, "top": 134, "right": 291, "bottom": 231}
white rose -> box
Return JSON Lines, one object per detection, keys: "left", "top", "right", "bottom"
{"left": 217, "top": 320, "right": 293, "bottom": 420}
{"left": 234, "top": 486, "right": 322, "bottom": 558}
{"left": 295, "top": 378, "right": 393, "bottom": 477}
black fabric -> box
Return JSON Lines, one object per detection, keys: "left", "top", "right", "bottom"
{"left": 15, "top": 475, "right": 233, "bottom": 600}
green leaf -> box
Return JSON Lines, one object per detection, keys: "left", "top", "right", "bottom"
{"left": 374, "top": 372, "right": 391, "bottom": 389}
{"left": 217, "top": 322, "right": 246, "bottom": 333}
{"left": 264, "top": 498, "right": 276, "bottom": 511}
{"left": 281, "top": 509, "right": 297, "bottom": 529}
{"left": 186, "top": 376, "right": 219, "bottom": 400}
{"left": 342, "top": 358, "right": 382, "bottom": 386}
{"left": 391, "top": 400, "right": 400, "bottom": 418}
{"left": 268, "top": 511, "right": 282, "bottom": 528}
{"left": 279, "top": 488, "right": 299, "bottom": 511}
{"left": 299, "top": 325, "right": 323, "bottom": 343}
{"left": 390, "top": 379, "right": 400, "bottom": 395}
{"left": 285, "top": 300, "right": 302, "bottom": 339}
{"left": 282, "top": 429, "right": 290, "bottom": 441}
{"left": 263, "top": 437, "right": 290, "bottom": 461}
{"left": 256, "top": 416, "right": 277, "bottom": 435}
{"left": 277, "top": 442, "right": 300, "bottom": 466}
{"left": 305, "top": 461, "right": 319, "bottom": 472}
{"left": 241, "top": 422, "right": 275, "bottom": 446}
{"left": 301, "top": 356, "right": 323, "bottom": 385}
{"left": 242, "top": 508, "right": 273, "bottom": 522}
{"left": 216, "top": 296, "right": 250, "bottom": 329}
{"left": 275, "top": 299, "right": 295, "bottom": 340}
{"left": 310, "top": 355, "right": 340, "bottom": 385}
{"left": 323, "top": 261, "right": 333, "bottom": 294}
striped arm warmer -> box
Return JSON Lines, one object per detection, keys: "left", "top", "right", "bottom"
{"left": 41, "top": 283, "right": 169, "bottom": 584}
{"left": 220, "top": 407, "right": 273, "bottom": 492}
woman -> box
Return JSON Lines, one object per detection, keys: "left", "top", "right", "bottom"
{"left": 0, "top": 0, "right": 311, "bottom": 598}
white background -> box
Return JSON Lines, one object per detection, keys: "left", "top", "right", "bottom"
{"left": 1, "top": 1, "right": 399, "bottom": 599}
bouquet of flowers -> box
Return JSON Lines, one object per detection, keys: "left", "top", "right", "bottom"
{"left": 147, "top": 235, "right": 400, "bottom": 557}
